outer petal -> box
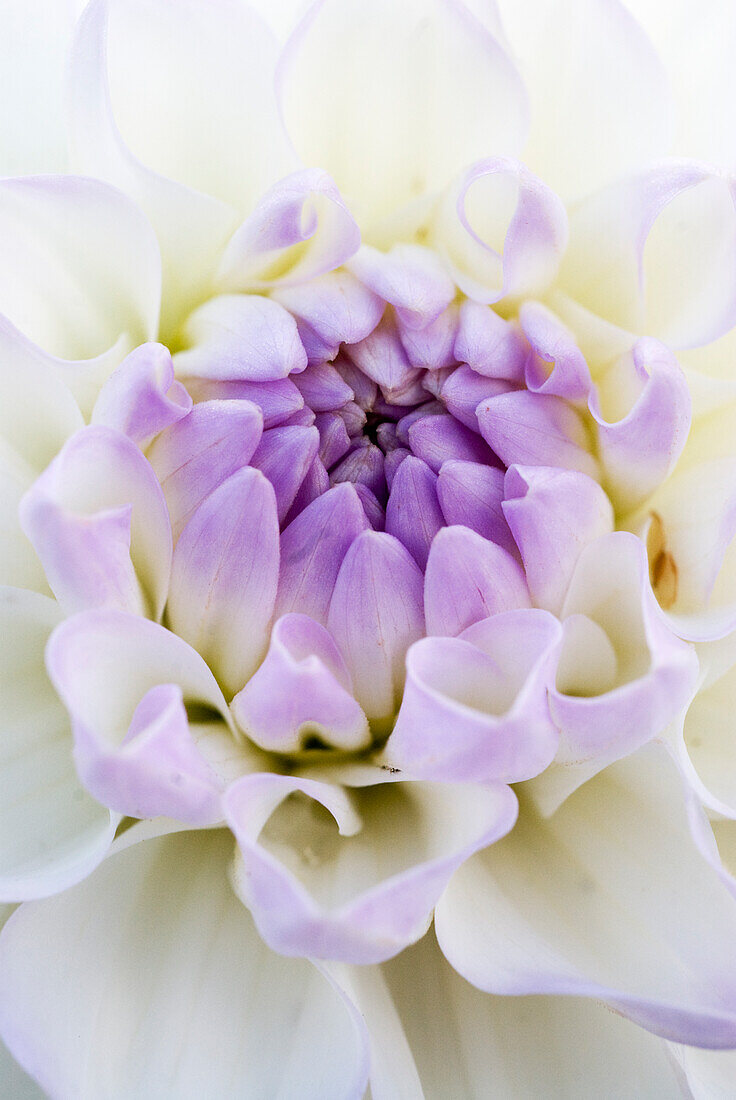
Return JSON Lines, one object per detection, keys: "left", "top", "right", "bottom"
{"left": 434, "top": 157, "right": 568, "bottom": 304}
{"left": 386, "top": 609, "right": 561, "bottom": 782}
{"left": 167, "top": 468, "right": 280, "bottom": 698}
{"left": 0, "top": 0, "right": 78, "bottom": 176}
{"left": 373, "top": 930, "right": 684, "bottom": 1099}
{"left": 0, "top": 175, "right": 159, "bottom": 362}
{"left": 217, "top": 169, "right": 360, "bottom": 291}
{"left": 69, "top": 0, "right": 241, "bottom": 341}
{"left": 327, "top": 531, "right": 425, "bottom": 729}
{"left": 0, "top": 317, "right": 84, "bottom": 591}
{"left": 502, "top": 465, "right": 614, "bottom": 615}
{"left": 436, "top": 744, "right": 736, "bottom": 1047}
{"left": 72, "top": 0, "right": 295, "bottom": 214}
{"left": 0, "top": 831, "right": 369, "bottom": 1099}
{"left": 589, "top": 337, "right": 691, "bottom": 511}
{"left": 0, "top": 588, "right": 115, "bottom": 903}
{"left": 45, "top": 609, "right": 240, "bottom": 823}
{"left": 424, "top": 526, "right": 530, "bottom": 637}
{"left": 635, "top": 458, "right": 736, "bottom": 641}
{"left": 670, "top": 1043, "right": 736, "bottom": 1100}
{"left": 560, "top": 162, "right": 736, "bottom": 349}
{"left": 279, "top": 0, "right": 528, "bottom": 230}
{"left": 226, "top": 771, "right": 517, "bottom": 963}
{"left": 19, "top": 426, "right": 172, "bottom": 619}
{"left": 497, "top": 0, "right": 672, "bottom": 201}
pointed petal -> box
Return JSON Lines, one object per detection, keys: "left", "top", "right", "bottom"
{"left": 182, "top": 376, "right": 304, "bottom": 429}
{"left": 251, "top": 425, "right": 320, "bottom": 524}
{"left": 146, "top": 400, "right": 263, "bottom": 541}
{"left": 327, "top": 531, "right": 424, "bottom": 728}
{"left": 0, "top": 831, "right": 369, "bottom": 1099}
{"left": 277, "top": 484, "right": 370, "bottom": 625}
{"left": 348, "top": 244, "right": 454, "bottom": 329}
{"left": 440, "top": 366, "right": 511, "bottom": 431}
{"left": 167, "top": 467, "right": 280, "bottom": 698}
{"left": 384, "top": 457, "right": 444, "bottom": 570}
{"left": 477, "top": 389, "right": 599, "bottom": 478}
{"left": 424, "top": 526, "right": 530, "bottom": 637}
{"left": 408, "top": 413, "right": 497, "bottom": 472}
{"left": 437, "top": 460, "right": 516, "bottom": 555}
{"left": 502, "top": 465, "right": 613, "bottom": 615}
{"left": 454, "top": 300, "right": 527, "bottom": 381}
{"left": 273, "top": 270, "right": 384, "bottom": 365}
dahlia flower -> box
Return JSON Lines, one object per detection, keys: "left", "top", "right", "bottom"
{"left": 4, "top": 0, "right": 736, "bottom": 1095}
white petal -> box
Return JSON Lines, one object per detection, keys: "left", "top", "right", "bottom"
{"left": 436, "top": 744, "right": 736, "bottom": 1046}
{"left": 560, "top": 163, "right": 736, "bottom": 349}
{"left": 280, "top": 0, "right": 528, "bottom": 231}
{"left": 0, "top": 587, "right": 115, "bottom": 902}
{"left": 74, "top": 0, "right": 295, "bottom": 214}
{"left": 227, "top": 771, "right": 516, "bottom": 964}
{"left": 0, "top": 830, "right": 369, "bottom": 1099}
{"left": 69, "top": 0, "right": 241, "bottom": 341}
{"left": 670, "top": 1041, "right": 736, "bottom": 1100}
{"left": 0, "top": 317, "right": 84, "bottom": 591}
{"left": 630, "top": 0, "right": 736, "bottom": 171}
{"left": 0, "top": 0, "right": 79, "bottom": 177}
{"left": 377, "top": 930, "right": 683, "bottom": 1098}
{"left": 0, "top": 175, "right": 160, "bottom": 361}
{"left": 497, "top": 0, "right": 672, "bottom": 200}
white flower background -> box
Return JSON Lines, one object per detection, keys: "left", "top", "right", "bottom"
{"left": 5, "top": 0, "right": 736, "bottom": 1096}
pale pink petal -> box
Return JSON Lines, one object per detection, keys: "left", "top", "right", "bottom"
{"left": 435, "top": 157, "right": 568, "bottom": 304}
{"left": 226, "top": 771, "right": 517, "bottom": 963}
{"left": 231, "top": 613, "right": 369, "bottom": 753}
{"left": 386, "top": 609, "right": 561, "bottom": 783}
